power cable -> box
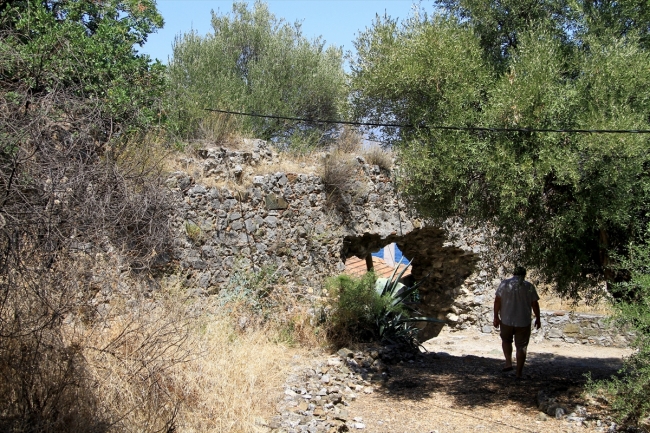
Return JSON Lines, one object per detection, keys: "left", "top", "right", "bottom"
{"left": 204, "top": 108, "right": 650, "bottom": 134}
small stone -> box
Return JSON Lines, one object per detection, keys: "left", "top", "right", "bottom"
{"left": 335, "top": 410, "right": 349, "bottom": 421}
{"left": 328, "top": 393, "right": 342, "bottom": 404}
{"left": 446, "top": 313, "right": 459, "bottom": 323}
{"left": 354, "top": 423, "right": 366, "bottom": 429}
{"left": 337, "top": 348, "right": 354, "bottom": 358}
{"left": 296, "top": 402, "right": 309, "bottom": 412}
{"left": 363, "top": 387, "right": 374, "bottom": 394}
{"left": 321, "top": 374, "right": 331, "bottom": 384}
{"left": 536, "top": 412, "right": 549, "bottom": 421}
{"left": 265, "top": 193, "right": 289, "bottom": 210}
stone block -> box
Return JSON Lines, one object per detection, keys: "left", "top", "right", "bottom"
{"left": 265, "top": 193, "right": 289, "bottom": 210}
{"left": 563, "top": 323, "right": 580, "bottom": 336}
{"left": 613, "top": 335, "right": 628, "bottom": 348}
{"left": 582, "top": 327, "right": 600, "bottom": 337}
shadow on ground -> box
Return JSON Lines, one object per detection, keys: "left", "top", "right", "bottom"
{"left": 378, "top": 351, "right": 624, "bottom": 411}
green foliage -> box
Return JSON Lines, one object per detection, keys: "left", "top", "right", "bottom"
{"left": 350, "top": 1, "right": 650, "bottom": 297}
{"left": 1, "top": 0, "right": 167, "bottom": 143}
{"left": 168, "top": 1, "right": 347, "bottom": 143}
{"left": 217, "top": 265, "right": 280, "bottom": 318}
{"left": 374, "top": 264, "right": 445, "bottom": 347}
{"left": 185, "top": 221, "right": 203, "bottom": 243}
{"left": 325, "top": 266, "right": 442, "bottom": 348}
{"left": 588, "top": 226, "right": 650, "bottom": 425}
{"left": 326, "top": 272, "right": 390, "bottom": 343}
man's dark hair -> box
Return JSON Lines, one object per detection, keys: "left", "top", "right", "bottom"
{"left": 513, "top": 266, "right": 527, "bottom": 277}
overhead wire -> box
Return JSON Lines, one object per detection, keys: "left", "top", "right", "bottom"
{"left": 204, "top": 108, "right": 650, "bottom": 134}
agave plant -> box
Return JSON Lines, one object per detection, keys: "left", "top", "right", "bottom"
{"left": 374, "top": 260, "right": 445, "bottom": 348}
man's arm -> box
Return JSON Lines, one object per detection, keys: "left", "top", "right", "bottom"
{"left": 532, "top": 300, "right": 541, "bottom": 329}
{"left": 493, "top": 295, "right": 501, "bottom": 328}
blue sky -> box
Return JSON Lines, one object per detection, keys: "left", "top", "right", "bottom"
{"left": 140, "top": 1, "right": 435, "bottom": 63}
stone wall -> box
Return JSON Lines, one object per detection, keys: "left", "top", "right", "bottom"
{"left": 166, "top": 139, "right": 630, "bottom": 346}
{"left": 534, "top": 311, "right": 631, "bottom": 347}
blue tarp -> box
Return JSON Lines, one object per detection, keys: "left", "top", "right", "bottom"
{"left": 372, "top": 245, "right": 407, "bottom": 264}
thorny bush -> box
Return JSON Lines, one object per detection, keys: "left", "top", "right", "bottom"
{"left": 0, "top": 79, "right": 177, "bottom": 433}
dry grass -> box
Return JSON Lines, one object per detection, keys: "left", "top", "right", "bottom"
{"left": 363, "top": 145, "right": 393, "bottom": 171}
{"left": 252, "top": 154, "right": 321, "bottom": 177}
{"left": 538, "top": 292, "right": 613, "bottom": 314}
{"left": 197, "top": 111, "right": 244, "bottom": 145}
{"left": 76, "top": 291, "right": 307, "bottom": 433}
{"left": 333, "top": 126, "right": 363, "bottom": 154}
{"left": 168, "top": 319, "right": 297, "bottom": 432}
{"left": 163, "top": 139, "right": 325, "bottom": 193}
{"left": 320, "top": 151, "right": 362, "bottom": 209}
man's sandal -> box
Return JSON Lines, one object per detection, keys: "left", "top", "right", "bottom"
{"left": 501, "top": 366, "right": 514, "bottom": 372}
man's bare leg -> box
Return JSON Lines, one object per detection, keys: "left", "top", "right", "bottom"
{"left": 515, "top": 347, "right": 527, "bottom": 378}
{"left": 502, "top": 341, "right": 513, "bottom": 369}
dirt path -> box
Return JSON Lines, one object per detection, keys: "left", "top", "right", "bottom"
{"left": 349, "top": 328, "right": 633, "bottom": 433}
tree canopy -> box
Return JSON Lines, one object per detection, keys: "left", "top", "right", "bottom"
{"left": 168, "top": 1, "right": 347, "bottom": 144}
{"left": 1, "top": 0, "right": 166, "bottom": 141}
{"left": 350, "top": 0, "right": 650, "bottom": 297}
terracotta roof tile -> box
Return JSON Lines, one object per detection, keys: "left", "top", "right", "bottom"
{"left": 344, "top": 256, "right": 411, "bottom": 279}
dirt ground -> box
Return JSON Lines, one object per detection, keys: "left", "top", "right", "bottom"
{"left": 349, "top": 327, "right": 634, "bottom": 433}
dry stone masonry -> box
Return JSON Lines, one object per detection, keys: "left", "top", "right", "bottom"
{"left": 167, "top": 139, "right": 630, "bottom": 346}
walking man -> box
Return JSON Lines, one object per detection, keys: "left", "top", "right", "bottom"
{"left": 493, "top": 266, "right": 541, "bottom": 379}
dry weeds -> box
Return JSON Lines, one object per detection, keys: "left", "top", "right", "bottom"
{"left": 63, "top": 288, "right": 306, "bottom": 433}
{"left": 196, "top": 111, "right": 245, "bottom": 145}
{"left": 169, "top": 318, "right": 296, "bottom": 432}
{"left": 333, "top": 126, "right": 363, "bottom": 154}
{"left": 538, "top": 292, "right": 613, "bottom": 315}
{"left": 363, "top": 145, "right": 393, "bottom": 171}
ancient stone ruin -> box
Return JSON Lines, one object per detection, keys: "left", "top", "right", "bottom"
{"left": 168, "top": 139, "right": 631, "bottom": 346}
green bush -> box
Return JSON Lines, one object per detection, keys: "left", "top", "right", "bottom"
{"left": 168, "top": 1, "right": 347, "bottom": 143}
{"left": 325, "top": 272, "right": 390, "bottom": 344}
{"left": 588, "top": 225, "right": 650, "bottom": 426}
{"left": 325, "top": 266, "right": 443, "bottom": 348}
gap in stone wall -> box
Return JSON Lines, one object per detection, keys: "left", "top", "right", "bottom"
{"left": 341, "top": 227, "right": 480, "bottom": 340}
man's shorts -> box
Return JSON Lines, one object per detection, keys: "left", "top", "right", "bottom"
{"left": 500, "top": 324, "right": 531, "bottom": 351}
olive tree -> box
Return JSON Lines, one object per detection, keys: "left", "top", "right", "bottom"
{"left": 169, "top": 1, "right": 347, "bottom": 144}
{"left": 350, "top": 2, "right": 650, "bottom": 297}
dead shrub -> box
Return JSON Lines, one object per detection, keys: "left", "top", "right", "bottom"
{"left": 0, "top": 79, "right": 176, "bottom": 431}
{"left": 321, "top": 152, "right": 361, "bottom": 209}
{"left": 197, "top": 111, "right": 244, "bottom": 145}
{"left": 333, "top": 126, "right": 362, "bottom": 154}
{"left": 363, "top": 145, "right": 393, "bottom": 171}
